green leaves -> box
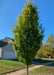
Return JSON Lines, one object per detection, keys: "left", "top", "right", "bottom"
{"left": 45, "top": 34, "right": 54, "bottom": 47}
{"left": 43, "top": 45, "right": 53, "bottom": 57}
{"left": 13, "top": 1, "right": 44, "bottom": 66}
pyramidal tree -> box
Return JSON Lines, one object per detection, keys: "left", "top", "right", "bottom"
{"left": 13, "top": 0, "right": 44, "bottom": 75}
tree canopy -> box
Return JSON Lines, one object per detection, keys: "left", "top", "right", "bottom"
{"left": 13, "top": 2, "right": 44, "bottom": 65}
{"left": 13, "top": 2, "right": 44, "bottom": 75}
{"left": 45, "top": 34, "right": 54, "bottom": 47}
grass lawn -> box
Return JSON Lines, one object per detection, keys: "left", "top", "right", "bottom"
{"left": 0, "top": 59, "right": 26, "bottom": 74}
{"left": 23, "top": 66, "right": 54, "bottom": 75}
{"left": 0, "top": 59, "right": 54, "bottom": 74}
{"left": 34, "top": 58, "right": 54, "bottom": 63}
{"left": 0, "top": 59, "right": 34, "bottom": 74}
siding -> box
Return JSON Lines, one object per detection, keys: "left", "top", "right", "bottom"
{"left": 2, "top": 44, "right": 17, "bottom": 59}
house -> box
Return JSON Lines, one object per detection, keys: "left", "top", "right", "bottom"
{"left": 0, "top": 37, "right": 17, "bottom": 59}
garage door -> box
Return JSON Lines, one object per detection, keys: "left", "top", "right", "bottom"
{"left": 3, "top": 51, "right": 16, "bottom": 59}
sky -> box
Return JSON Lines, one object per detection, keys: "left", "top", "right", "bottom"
{"left": 0, "top": 0, "right": 54, "bottom": 45}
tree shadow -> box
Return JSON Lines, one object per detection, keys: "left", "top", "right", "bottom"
{"left": 33, "top": 61, "right": 54, "bottom": 67}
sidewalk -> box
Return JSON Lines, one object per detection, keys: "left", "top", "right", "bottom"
{"left": 7, "top": 62, "right": 54, "bottom": 75}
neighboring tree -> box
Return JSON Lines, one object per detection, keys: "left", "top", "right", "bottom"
{"left": 36, "top": 49, "right": 43, "bottom": 58}
{"left": 36, "top": 43, "right": 43, "bottom": 58}
{"left": 52, "top": 50, "right": 54, "bottom": 59}
{"left": 13, "top": 1, "right": 44, "bottom": 75}
{"left": 45, "top": 34, "right": 54, "bottom": 47}
{"left": 43, "top": 45, "right": 53, "bottom": 58}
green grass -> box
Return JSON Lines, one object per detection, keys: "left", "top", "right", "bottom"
{"left": 23, "top": 66, "right": 54, "bottom": 75}
{"left": 34, "top": 58, "right": 54, "bottom": 63}
{"left": 0, "top": 59, "right": 35, "bottom": 74}
{"left": 0, "top": 59, "right": 26, "bottom": 74}
{"left": 0, "top": 59, "right": 54, "bottom": 74}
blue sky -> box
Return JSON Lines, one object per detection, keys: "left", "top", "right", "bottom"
{"left": 0, "top": 0, "right": 54, "bottom": 45}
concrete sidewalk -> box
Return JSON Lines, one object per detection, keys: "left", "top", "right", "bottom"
{"left": 7, "top": 62, "right": 54, "bottom": 75}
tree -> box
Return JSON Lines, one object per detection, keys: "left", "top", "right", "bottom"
{"left": 52, "top": 50, "right": 54, "bottom": 59}
{"left": 36, "top": 43, "right": 43, "bottom": 58}
{"left": 36, "top": 49, "right": 43, "bottom": 58}
{"left": 43, "top": 45, "right": 53, "bottom": 58}
{"left": 13, "top": 1, "right": 44, "bottom": 75}
{"left": 45, "top": 34, "right": 54, "bottom": 47}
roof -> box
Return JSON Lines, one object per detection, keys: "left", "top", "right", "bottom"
{"left": 0, "top": 37, "right": 14, "bottom": 48}
{"left": 4, "top": 37, "right": 14, "bottom": 41}
{"left": 0, "top": 40, "right": 8, "bottom": 47}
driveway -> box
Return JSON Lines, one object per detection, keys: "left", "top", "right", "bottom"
{"left": 47, "top": 63, "right": 54, "bottom": 67}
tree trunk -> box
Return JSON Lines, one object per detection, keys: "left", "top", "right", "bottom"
{"left": 27, "top": 65, "right": 29, "bottom": 75}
